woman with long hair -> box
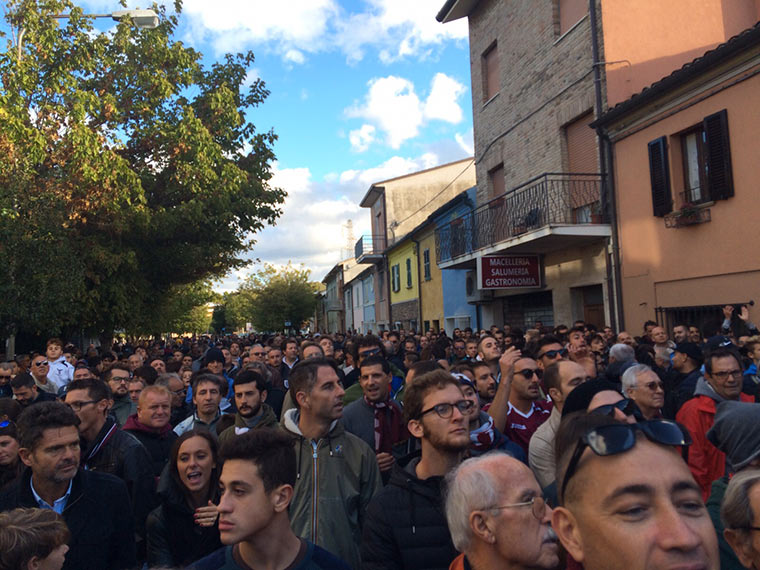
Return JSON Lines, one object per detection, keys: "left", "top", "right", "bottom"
{"left": 146, "top": 429, "right": 222, "bottom": 567}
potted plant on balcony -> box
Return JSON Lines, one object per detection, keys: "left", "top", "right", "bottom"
{"left": 673, "top": 201, "right": 701, "bottom": 226}
{"left": 589, "top": 202, "right": 603, "bottom": 224}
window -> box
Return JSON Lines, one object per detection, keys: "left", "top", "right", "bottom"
{"left": 423, "top": 249, "right": 431, "bottom": 281}
{"left": 680, "top": 109, "right": 733, "bottom": 204}
{"left": 482, "top": 42, "right": 499, "bottom": 102}
{"left": 648, "top": 109, "right": 733, "bottom": 216}
{"left": 558, "top": 0, "right": 587, "bottom": 36}
{"left": 488, "top": 164, "right": 505, "bottom": 199}
{"left": 405, "top": 258, "right": 413, "bottom": 288}
{"left": 391, "top": 265, "right": 400, "bottom": 293}
{"left": 681, "top": 127, "right": 707, "bottom": 203}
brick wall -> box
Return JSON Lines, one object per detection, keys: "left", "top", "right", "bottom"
{"left": 468, "top": 0, "right": 601, "bottom": 205}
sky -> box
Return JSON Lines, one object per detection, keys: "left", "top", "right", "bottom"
{"left": 43, "top": 1, "right": 475, "bottom": 290}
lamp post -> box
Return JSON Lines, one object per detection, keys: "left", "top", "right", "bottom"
{"left": 17, "top": 8, "right": 159, "bottom": 59}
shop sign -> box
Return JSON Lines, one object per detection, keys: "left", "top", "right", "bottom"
{"left": 477, "top": 255, "right": 541, "bottom": 289}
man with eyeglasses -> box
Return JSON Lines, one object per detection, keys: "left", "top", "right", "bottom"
{"left": 552, "top": 415, "right": 720, "bottom": 570}
{"left": 534, "top": 335, "right": 567, "bottom": 374}
{"left": 676, "top": 346, "right": 755, "bottom": 499}
{"left": 104, "top": 365, "right": 134, "bottom": 426}
{"left": 529, "top": 360, "right": 589, "bottom": 488}
{"left": 445, "top": 452, "right": 559, "bottom": 570}
{"left": 361, "top": 369, "right": 471, "bottom": 570}
{"left": 622, "top": 364, "right": 665, "bottom": 420}
{"left": 64, "top": 377, "right": 156, "bottom": 550}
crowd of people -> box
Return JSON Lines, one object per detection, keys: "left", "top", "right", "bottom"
{"left": 1, "top": 303, "right": 760, "bottom": 569}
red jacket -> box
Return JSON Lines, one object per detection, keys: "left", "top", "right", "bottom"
{"left": 676, "top": 389, "right": 754, "bottom": 500}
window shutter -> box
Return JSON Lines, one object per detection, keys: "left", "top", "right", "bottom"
{"left": 703, "top": 109, "right": 733, "bottom": 200}
{"left": 647, "top": 137, "right": 672, "bottom": 217}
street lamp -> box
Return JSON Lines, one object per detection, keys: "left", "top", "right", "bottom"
{"left": 17, "top": 8, "right": 159, "bottom": 59}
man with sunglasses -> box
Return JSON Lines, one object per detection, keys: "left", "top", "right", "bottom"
{"left": 676, "top": 346, "right": 755, "bottom": 499}
{"left": 622, "top": 364, "right": 665, "bottom": 420}
{"left": 361, "top": 369, "right": 472, "bottom": 570}
{"left": 445, "top": 452, "right": 559, "bottom": 570}
{"left": 500, "top": 357, "right": 552, "bottom": 457}
{"left": 29, "top": 354, "right": 59, "bottom": 395}
{"left": 552, "top": 417, "right": 720, "bottom": 570}
{"left": 534, "top": 335, "right": 567, "bottom": 374}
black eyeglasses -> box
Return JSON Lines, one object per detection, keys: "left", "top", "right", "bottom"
{"left": 418, "top": 399, "right": 474, "bottom": 419}
{"left": 66, "top": 400, "right": 100, "bottom": 411}
{"left": 589, "top": 398, "right": 638, "bottom": 418}
{"left": 538, "top": 348, "right": 568, "bottom": 360}
{"left": 514, "top": 368, "right": 538, "bottom": 379}
{"left": 560, "top": 420, "right": 692, "bottom": 501}
{"left": 33, "top": 361, "right": 49, "bottom": 367}
{"left": 359, "top": 348, "right": 382, "bottom": 358}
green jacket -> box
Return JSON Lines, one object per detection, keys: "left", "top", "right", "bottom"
{"left": 217, "top": 404, "right": 278, "bottom": 447}
{"left": 282, "top": 409, "right": 381, "bottom": 570}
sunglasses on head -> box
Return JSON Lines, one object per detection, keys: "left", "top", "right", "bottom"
{"left": 0, "top": 420, "right": 12, "bottom": 428}
{"left": 560, "top": 420, "right": 692, "bottom": 501}
{"left": 589, "top": 398, "right": 638, "bottom": 418}
{"left": 359, "top": 348, "right": 381, "bottom": 357}
{"left": 539, "top": 348, "right": 568, "bottom": 359}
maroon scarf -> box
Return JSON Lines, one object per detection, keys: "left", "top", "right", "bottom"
{"left": 365, "top": 396, "right": 407, "bottom": 453}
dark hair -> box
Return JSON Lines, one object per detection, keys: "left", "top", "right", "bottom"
{"left": 233, "top": 369, "right": 268, "bottom": 393}
{"left": 9, "top": 373, "right": 35, "bottom": 390}
{"left": 704, "top": 347, "right": 742, "bottom": 375}
{"left": 0, "top": 420, "right": 17, "bottom": 440}
{"left": 404, "top": 353, "right": 420, "bottom": 365}
{"left": 0, "top": 508, "right": 70, "bottom": 569}
{"left": 170, "top": 430, "right": 220, "bottom": 504}
{"left": 534, "top": 335, "right": 563, "bottom": 357}
{"left": 133, "top": 365, "right": 159, "bottom": 385}
{"left": 220, "top": 428, "right": 297, "bottom": 492}
{"left": 569, "top": 325, "right": 586, "bottom": 336}
{"left": 299, "top": 341, "right": 324, "bottom": 358}
{"left": 450, "top": 363, "right": 474, "bottom": 376}
{"left": 360, "top": 355, "right": 390, "bottom": 375}
{"left": 403, "top": 369, "right": 461, "bottom": 424}
{"left": 353, "top": 335, "right": 385, "bottom": 362}
{"left": 0, "top": 399, "right": 22, "bottom": 422}
{"left": 67, "top": 377, "right": 112, "bottom": 402}
{"left": 102, "top": 364, "right": 131, "bottom": 382}
{"left": 408, "top": 359, "right": 442, "bottom": 380}
{"left": 192, "top": 373, "right": 227, "bottom": 397}
{"left": 46, "top": 337, "right": 64, "bottom": 348}
{"left": 16, "top": 402, "right": 79, "bottom": 450}
{"left": 288, "top": 358, "right": 339, "bottom": 406}
{"left": 476, "top": 335, "right": 497, "bottom": 353}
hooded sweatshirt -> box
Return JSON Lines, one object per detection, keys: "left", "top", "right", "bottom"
{"left": 676, "top": 377, "right": 754, "bottom": 499}
{"left": 282, "top": 408, "right": 381, "bottom": 570}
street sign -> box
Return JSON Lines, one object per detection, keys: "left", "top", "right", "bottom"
{"left": 477, "top": 255, "right": 541, "bottom": 289}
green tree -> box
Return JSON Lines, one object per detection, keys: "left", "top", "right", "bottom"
{"left": 234, "top": 263, "right": 318, "bottom": 332}
{"left": 0, "top": 0, "right": 285, "bottom": 338}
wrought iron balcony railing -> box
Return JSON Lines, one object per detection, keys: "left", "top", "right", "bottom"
{"left": 354, "top": 234, "right": 386, "bottom": 259}
{"left": 435, "top": 173, "right": 604, "bottom": 263}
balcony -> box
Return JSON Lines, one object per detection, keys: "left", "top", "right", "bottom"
{"left": 354, "top": 234, "right": 386, "bottom": 264}
{"left": 435, "top": 173, "right": 611, "bottom": 268}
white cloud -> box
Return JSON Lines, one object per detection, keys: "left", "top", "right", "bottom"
{"left": 455, "top": 129, "right": 474, "bottom": 155}
{"left": 284, "top": 49, "right": 306, "bottom": 65}
{"left": 349, "top": 124, "right": 377, "bottom": 153}
{"left": 215, "top": 151, "right": 444, "bottom": 290}
{"left": 346, "top": 73, "right": 466, "bottom": 150}
{"left": 424, "top": 73, "right": 467, "bottom": 123}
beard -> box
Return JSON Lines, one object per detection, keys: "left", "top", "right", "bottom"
{"left": 239, "top": 403, "right": 262, "bottom": 419}
{"left": 421, "top": 421, "right": 470, "bottom": 454}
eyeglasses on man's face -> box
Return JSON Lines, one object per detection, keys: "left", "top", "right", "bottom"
{"left": 487, "top": 495, "right": 547, "bottom": 521}
{"left": 538, "top": 348, "right": 568, "bottom": 360}
{"left": 33, "top": 361, "right": 49, "bottom": 367}
{"left": 710, "top": 369, "right": 743, "bottom": 381}
{"left": 418, "top": 399, "right": 474, "bottom": 420}
{"left": 66, "top": 399, "right": 100, "bottom": 411}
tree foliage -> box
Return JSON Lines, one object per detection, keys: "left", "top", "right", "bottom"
{"left": 0, "top": 0, "right": 285, "bottom": 337}
{"left": 219, "top": 263, "right": 319, "bottom": 333}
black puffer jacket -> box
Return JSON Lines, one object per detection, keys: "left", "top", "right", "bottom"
{"left": 146, "top": 469, "right": 222, "bottom": 567}
{"left": 360, "top": 453, "right": 457, "bottom": 570}
{"left": 82, "top": 417, "right": 157, "bottom": 537}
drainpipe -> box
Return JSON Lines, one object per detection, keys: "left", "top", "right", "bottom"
{"left": 589, "top": 0, "right": 625, "bottom": 331}
{"left": 412, "top": 237, "right": 423, "bottom": 333}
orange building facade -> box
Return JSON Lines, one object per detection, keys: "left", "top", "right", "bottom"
{"left": 595, "top": 23, "right": 760, "bottom": 332}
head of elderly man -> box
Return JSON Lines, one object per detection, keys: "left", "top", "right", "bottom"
{"left": 444, "top": 452, "right": 559, "bottom": 570}
{"left": 722, "top": 470, "right": 760, "bottom": 569}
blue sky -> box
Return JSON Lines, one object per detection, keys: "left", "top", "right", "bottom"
{"left": 25, "top": 1, "right": 476, "bottom": 289}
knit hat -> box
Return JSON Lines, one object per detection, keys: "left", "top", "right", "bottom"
{"left": 707, "top": 400, "right": 760, "bottom": 471}
{"left": 561, "top": 378, "right": 620, "bottom": 417}
{"left": 204, "top": 348, "right": 225, "bottom": 364}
